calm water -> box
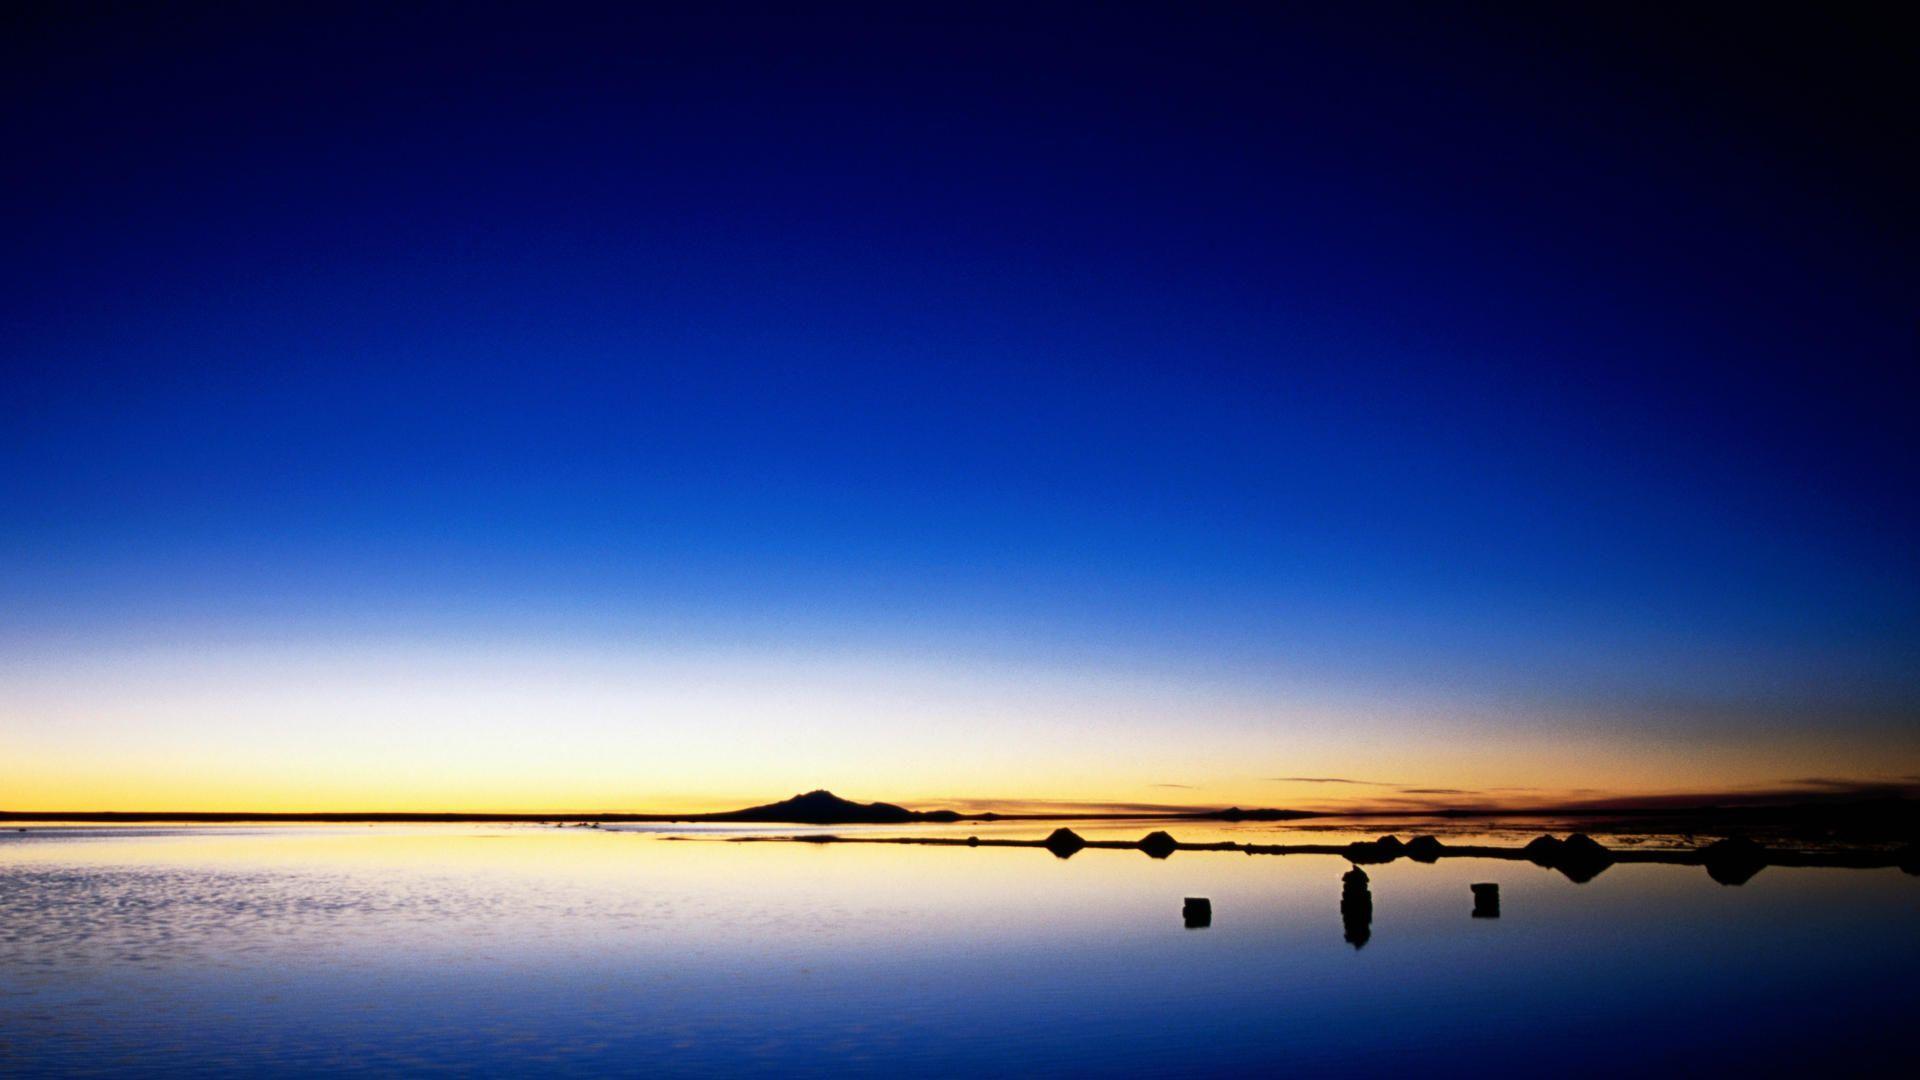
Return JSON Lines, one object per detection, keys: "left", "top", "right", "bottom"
{"left": 2, "top": 823, "right": 1914, "bottom": 1076}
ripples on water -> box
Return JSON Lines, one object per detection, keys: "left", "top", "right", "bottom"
{"left": 2, "top": 824, "right": 1915, "bottom": 1076}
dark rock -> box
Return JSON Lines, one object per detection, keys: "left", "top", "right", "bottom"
{"left": 1183, "top": 896, "right": 1212, "bottom": 928}
{"left": 1405, "top": 835, "right": 1445, "bottom": 862}
{"left": 1343, "top": 839, "right": 1396, "bottom": 864}
{"left": 1562, "top": 833, "right": 1608, "bottom": 860}
{"left": 1471, "top": 882, "right": 1500, "bottom": 918}
{"left": 1340, "top": 866, "right": 1372, "bottom": 948}
{"left": 1043, "top": 828, "right": 1087, "bottom": 859}
{"left": 1522, "top": 835, "right": 1564, "bottom": 865}
{"left": 1554, "top": 833, "right": 1614, "bottom": 883}
{"left": 1138, "top": 831, "right": 1179, "bottom": 859}
{"left": 1898, "top": 844, "right": 1920, "bottom": 876}
{"left": 1700, "top": 835, "right": 1769, "bottom": 886}
{"left": 1519, "top": 833, "right": 1612, "bottom": 882}
{"left": 965, "top": 836, "right": 979, "bottom": 847}
{"left": 1344, "top": 835, "right": 1410, "bottom": 864}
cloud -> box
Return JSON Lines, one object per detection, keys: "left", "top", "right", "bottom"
{"left": 1559, "top": 777, "right": 1920, "bottom": 811}
{"left": 1782, "top": 776, "right": 1913, "bottom": 790}
{"left": 1396, "top": 788, "right": 1471, "bottom": 796}
{"left": 1150, "top": 783, "right": 1196, "bottom": 789}
{"left": 1267, "top": 776, "right": 1390, "bottom": 786}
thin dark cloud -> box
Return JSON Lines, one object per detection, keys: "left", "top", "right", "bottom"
{"left": 1561, "top": 778, "right": 1920, "bottom": 811}
{"left": 1267, "top": 777, "right": 1390, "bottom": 786}
{"left": 1397, "top": 788, "right": 1471, "bottom": 796}
{"left": 1150, "top": 783, "right": 1196, "bottom": 789}
{"left": 1783, "top": 776, "right": 1912, "bottom": 790}
{"left": 1355, "top": 795, "right": 1496, "bottom": 809}
{"left": 928, "top": 797, "right": 1214, "bottom": 815}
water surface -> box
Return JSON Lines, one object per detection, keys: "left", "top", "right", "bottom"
{"left": 2, "top": 824, "right": 1913, "bottom": 1075}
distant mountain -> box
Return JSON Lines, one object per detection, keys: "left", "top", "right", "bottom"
{"left": 708, "top": 789, "right": 951, "bottom": 824}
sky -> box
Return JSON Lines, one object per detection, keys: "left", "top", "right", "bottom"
{"left": 3, "top": 3, "right": 1916, "bottom": 813}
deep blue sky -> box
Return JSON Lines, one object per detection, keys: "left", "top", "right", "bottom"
{"left": 3, "top": 3, "right": 1915, "bottom": 807}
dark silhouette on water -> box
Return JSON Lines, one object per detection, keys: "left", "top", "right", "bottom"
{"left": 1342, "top": 835, "right": 1406, "bottom": 864}
{"left": 1699, "top": 836, "right": 1769, "bottom": 885}
{"left": 1471, "top": 883, "right": 1500, "bottom": 918}
{"left": 1139, "top": 831, "right": 1179, "bottom": 859}
{"left": 1341, "top": 866, "right": 1372, "bottom": 948}
{"left": 1043, "top": 828, "right": 1087, "bottom": 859}
{"left": 1404, "top": 835, "right": 1445, "bottom": 863}
{"left": 1183, "top": 897, "right": 1211, "bottom": 928}
{"left": 1520, "top": 833, "right": 1614, "bottom": 882}
{"left": 721, "top": 826, "right": 1916, "bottom": 884}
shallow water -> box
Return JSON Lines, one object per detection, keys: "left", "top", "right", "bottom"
{"left": 2, "top": 824, "right": 1914, "bottom": 1076}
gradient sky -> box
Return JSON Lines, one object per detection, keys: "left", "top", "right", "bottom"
{"left": 4, "top": 3, "right": 1916, "bottom": 812}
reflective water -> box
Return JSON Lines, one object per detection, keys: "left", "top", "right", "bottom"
{"left": 3, "top": 824, "right": 1914, "bottom": 1076}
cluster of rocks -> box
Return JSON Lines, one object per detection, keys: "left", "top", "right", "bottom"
{"left": 1343, "top": 834, "right": 1446, "bottom": 864}
{"left": 1523, "top": 833, "right": 1613, "bottom": 882}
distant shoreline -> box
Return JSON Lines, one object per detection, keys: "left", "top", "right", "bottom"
{"left": 0, "top": 807, "right": 1848, "bottom": 823}
{"left": 1, "top": 800, "right": 1910, "bottom": 827}
{"left": 4, "top": 786, "right": 1915, "bottom": 846}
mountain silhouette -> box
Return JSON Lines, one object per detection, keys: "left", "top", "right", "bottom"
{"left": 707, "top": 789, "right": 927, "bottom": 824}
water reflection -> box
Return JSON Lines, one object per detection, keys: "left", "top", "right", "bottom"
{"left": 1340, "top": 865, "right": 1372, "bottom": 948}
{"left": 2, "top": 825, "right": 1916, "bottom": 1076}
{"left": 1700, "top": 836, "right": 1768, "bottom": 886}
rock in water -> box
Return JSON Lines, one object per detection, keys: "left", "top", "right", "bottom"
{"left": 1405, "top": 835, "right": 1445, "bottom": 862}
{"left": 1043, "top": 828, "right": 1087, "bottom": 859}
{"left": 1183, "top": 896, "right": 1212, "bottom": 928}
{"left": 1699, "top": 835, "right": 1769, "bottom": 886}
{"left": 1138, "top": 831, "right": 1179, "bottom": 859}
{"left": 1471, "top": 882, "right": 1500, "bottom": 918}
{"left": 1522, "top": 835, "right": 1564, "bottom": 865}
{"left": 1344, "top": 837, "right": 1403, "bottom": 864}
{"left": 1555, "top": 834, "right": 1614, "bottom": 883}
{"left": 1340, "top": 866, "right": 1373, "bottom": 948}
